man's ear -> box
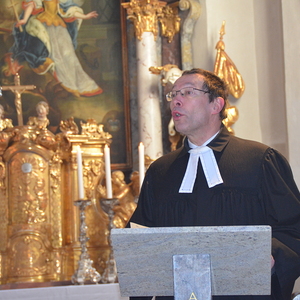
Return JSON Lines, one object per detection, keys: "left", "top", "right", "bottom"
{"left": 212, "top": 97, "right": 225, "bottom": 115}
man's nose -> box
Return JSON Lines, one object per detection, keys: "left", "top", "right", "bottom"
{"left": 172, "top": 95, "right": 183, "bottom": 107}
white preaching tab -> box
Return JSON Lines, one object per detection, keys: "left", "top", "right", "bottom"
{"left": 179, "top": 134, "right": 223, "bottom": 193}
{"left": 179, "top": 146, "right": 223, "bottom": 192}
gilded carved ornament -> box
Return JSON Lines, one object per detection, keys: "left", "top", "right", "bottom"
{"left": 214, "top": 21, "right": 244, "bottom": 135}
{"left": 214, "top": 21, "right": 245, "bottom": 99}
{"left": 80, "top": 118, "right": 112, "bottom": 140}
{"left": 159, "top": 4, "right": 181, "bottom": 43}
{"left": 122, "top": 0, "right": 180, "bottom": 42}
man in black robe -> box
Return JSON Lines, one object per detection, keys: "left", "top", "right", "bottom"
{"left": 128, "top": 68, "right": 300, "bottom": 300}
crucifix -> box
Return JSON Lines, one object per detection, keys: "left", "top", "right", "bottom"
{"left": 7, "top": 0, "right": 23, "bottom": 32}
{"left": 1, "top": 73, "right": 35, "bottom": 126}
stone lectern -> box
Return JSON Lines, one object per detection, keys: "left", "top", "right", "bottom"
{"left": 111, "top": 226, "right": 271, "bottom": 299}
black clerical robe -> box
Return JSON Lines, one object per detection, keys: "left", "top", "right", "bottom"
{"left": 129, "top": 126, "right": 300, "bottom": 300}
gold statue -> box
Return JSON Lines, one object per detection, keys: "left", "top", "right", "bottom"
{"left": 111, "top": 171, "right": 137, "bottom": 228}
{"left": 27, "top": 101, "right": 50, "bottom": 129}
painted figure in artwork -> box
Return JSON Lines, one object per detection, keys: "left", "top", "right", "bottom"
{"left": 10, "top": 0, "right": 103, "bottom": 97}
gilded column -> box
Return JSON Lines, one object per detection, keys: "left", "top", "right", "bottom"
{"left": 122, "top": 0, "right": 166, "bottom": 160}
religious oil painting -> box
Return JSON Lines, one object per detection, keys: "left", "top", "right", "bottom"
{"left": 0, "top": 0, "right": 131, "bottom": 169}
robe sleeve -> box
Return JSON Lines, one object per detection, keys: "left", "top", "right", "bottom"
{"left": 261, "top": 148, "right": 300, "bottom": 297}
{"left": 127, "top": 168, "right": 155, "bottom": 227}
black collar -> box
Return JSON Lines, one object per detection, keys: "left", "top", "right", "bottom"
{"left": 181, "top": 125, "right": 231, "bottom": 155}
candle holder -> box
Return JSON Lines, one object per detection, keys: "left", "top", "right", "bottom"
{"left": 72, "top": 199, "right": 101, "bottom": 285}
{"left": 99, "top": 197, "right": 119, "bottom": 284}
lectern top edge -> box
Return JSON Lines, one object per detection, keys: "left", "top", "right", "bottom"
{"left": 111, "top": 224, "right": 271, "bottom": 235}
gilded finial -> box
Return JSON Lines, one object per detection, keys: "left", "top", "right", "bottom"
{"left": 219, "top": 20, "right": 226, "bottom": 39}
{"left": 214, "top": 20, "right": 245, "bottom": 99}
{"left": 214, "top": 20, "right": 245, "bottom": 134}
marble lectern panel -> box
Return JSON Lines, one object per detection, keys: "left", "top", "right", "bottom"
{"left": 111, "top": 226, "right": 271, "bottom": 297}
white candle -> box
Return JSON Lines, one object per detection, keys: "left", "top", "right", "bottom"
{"left": 76, "top": 145, "right": 84, "bottom": 199}
{"left": 104, "top": 144, "right": 113, "bottom": 199}
{"left": 138, "top": 142, "right": 145, "bottom": 189}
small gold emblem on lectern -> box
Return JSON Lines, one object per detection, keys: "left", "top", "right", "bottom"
{"left": 189, "top": 292, "right": 198, "bottom": 300}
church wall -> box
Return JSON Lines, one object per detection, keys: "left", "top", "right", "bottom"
{"left": 192, "top": 0, "right": 263, "bottom": 143}
{"left": 281, "top": 1, "right": 300, "bottom": 188}
{"left": 252, "top": 1, "right": 288, "bottom": 158}
{"left": 191, "top": 0, "right": 300, "bottom": 183}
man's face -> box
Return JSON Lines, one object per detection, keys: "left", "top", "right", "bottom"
{"left": 169, "top": 74, "right": 216, "bottom": 141}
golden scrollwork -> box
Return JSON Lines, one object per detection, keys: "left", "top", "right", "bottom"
{"left": 59, "top": 117, "right": 79, "bottom": 135}
{"left": 0, "top": 106, "right": 14, "bottom": 260}
{"left": 49, "top": 153, "right": 63, "bottom": 249}
{"left": 84, "top": 159, "right": 104, "bottom": 200}
{"left": 0, "top": 159, "right": 5, "bottom": 192}
{"left": 0, "top": 118, "right": 13, "bottom": 132}
{"left": 11, "top": 155, "right": 48, "bottom": 225}
{"left": 159, "top": 4, "right": 181, "bottom": 43}
{"left": 0, "top": 104, "right": 14, "bottom": 159}
{"left": 81, "top": 118, "right": 112, "bottom": 140}
{"left": 8, "top": 234, "right": 52, "bottom": 278}
{"left": 122, "top": 0, "right": 167, "bottom": 41}
{"left": 222, "top": 105, "right": 239, "bottom": 135}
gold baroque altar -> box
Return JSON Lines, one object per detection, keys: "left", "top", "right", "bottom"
{"left": 0, "top": 116, "right": 137, "bottom": 284}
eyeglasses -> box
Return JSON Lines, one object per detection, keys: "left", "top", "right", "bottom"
{"left": 166, "top": 87, "right": 210, "bottom": 101}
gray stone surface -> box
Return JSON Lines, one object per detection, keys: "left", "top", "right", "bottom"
{"left": 173, "top": 254, "right": 212, "bottom": 300}
{"left": 111, "top": 226, "right": 271, "bottom": 297}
